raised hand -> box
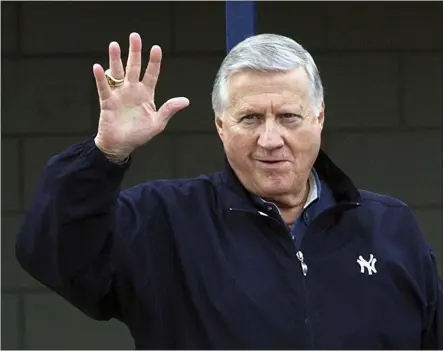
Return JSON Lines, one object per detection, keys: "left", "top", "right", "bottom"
{"left": 92, "top": 33, "right": 190, "bottom": 159}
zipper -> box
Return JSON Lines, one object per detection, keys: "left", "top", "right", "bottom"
{"left": 296, "top": 251, "right": 308, "bottom": 276}
{"left": 229, "top": 202, "right": 360, "bottom": 349}
{"left": 230, "top": 207, "right": 314, "bottom": 347}
{"left": 296, "top": 250, "right": 314, "bottom": 347}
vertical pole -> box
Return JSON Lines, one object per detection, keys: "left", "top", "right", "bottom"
{"left": 225, "top": 1, "right": 257, "bottom": 53}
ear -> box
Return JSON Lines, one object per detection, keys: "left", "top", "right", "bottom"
{"left": 317, "top": 101, "right": 325, "bottom": 128}
{"left": 215, "top": 115, "right": 224, "bottom": 141}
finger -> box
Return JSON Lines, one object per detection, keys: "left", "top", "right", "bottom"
{"left": 93, "top": 64, "right": 112, "bottom": 101}
{"left": 157, "top": 97, "right": 190, "bottom": 123}
{"left": 109, "top": 41, "right": 125, "bottom": 80}
{"left": 125, "top": 32, "right": 142, "bottom": 83}
{"left": 142, "top": 45, "right": 162, "bottom": 97}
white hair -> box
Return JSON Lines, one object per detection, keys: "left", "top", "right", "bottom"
{"left": 211, "top": 33, "right": 324, "bottom": 117}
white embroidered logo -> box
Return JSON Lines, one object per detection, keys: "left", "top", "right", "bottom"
{"left": 357, "top": 254, "right": 377, "bottom": 275}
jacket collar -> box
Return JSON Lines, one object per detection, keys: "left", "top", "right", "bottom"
{"left": 220, "top": 149, "right": 361, "bottom": 210}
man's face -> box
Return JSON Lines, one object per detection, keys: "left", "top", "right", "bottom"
{"left": 215, "top": 68, "right": 324, "bottom": 201}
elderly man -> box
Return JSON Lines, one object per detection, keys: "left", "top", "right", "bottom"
{"left": 16, "top": 33, "right": 442, "bottom": 349}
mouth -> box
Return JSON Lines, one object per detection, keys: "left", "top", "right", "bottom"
{"left": 255, "top": 159, "right": 288, "bottom": 169}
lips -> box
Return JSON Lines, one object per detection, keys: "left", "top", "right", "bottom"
{"left": 255, "top": 159, "right": 288, "bottom": 169}
{"left": 257, "top": 159, "right": 286, "bottom": 163}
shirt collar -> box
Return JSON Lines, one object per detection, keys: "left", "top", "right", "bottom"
{"left": 304, "top": 168, "right": 321, "bottom": 209}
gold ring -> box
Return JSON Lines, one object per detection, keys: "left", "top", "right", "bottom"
{"left": 104, "top": 69, "right": 124, "bottom": 88}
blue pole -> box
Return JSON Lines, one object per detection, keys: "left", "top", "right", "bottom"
{"left": 225, "top": 1, "right": 257, "bottom": 53}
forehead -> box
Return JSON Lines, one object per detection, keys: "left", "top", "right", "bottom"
{"left": 226, "top": 68, "right": 310, "bottom": 110}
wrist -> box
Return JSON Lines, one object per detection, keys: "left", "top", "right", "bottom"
{"left": 94, "top": 137, "right": 131, "bottom": 164}
{"left": 104, "top": 153, "right": 129, "bottom": 164}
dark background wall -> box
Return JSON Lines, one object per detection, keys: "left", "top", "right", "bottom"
{"left": 2, "top": 1, "right": 442, "bottom": 349}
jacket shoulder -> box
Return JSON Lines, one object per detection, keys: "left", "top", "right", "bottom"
{"left": 358, "top": 189, "right": 408, "bottom": 208}
{"left": 120, "top": 172, "right": 223, "bottom": 202}
{"left": 357, "top": 189, "right": 434, "bottom": 252}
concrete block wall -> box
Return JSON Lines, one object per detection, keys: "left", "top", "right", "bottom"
{"left": 2, "top": 2, "right": 442, "bottom": 349}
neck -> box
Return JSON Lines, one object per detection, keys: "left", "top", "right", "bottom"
{"left": 264, "top": 179, "right": 311, "bottom": 225}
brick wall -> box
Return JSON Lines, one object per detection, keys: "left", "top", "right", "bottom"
{"left": 2, "top": 2, "right": 442, "bottom": 349}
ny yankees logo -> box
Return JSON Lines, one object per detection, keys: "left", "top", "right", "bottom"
{"left": 357, "top": 254, "right": 377, "bottom": 275}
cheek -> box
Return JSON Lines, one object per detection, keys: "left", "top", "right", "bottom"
{"left": 224, "top": 130, "right": 256, "bottom": 153}
{"left": 292, "top": 126, "right": 320, "bottom": 149}
{"left": 286, "top": 128, "right": 321, "bottom": 165}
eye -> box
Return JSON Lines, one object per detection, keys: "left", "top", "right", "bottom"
{"left": 241, "top": 114, "right": 261, "bottom": 122}
{"left": 281, "top": 113, "right": 297, "bottom": 119}
{"left": 280, "top": 113, "right": 301, "bottom": 121}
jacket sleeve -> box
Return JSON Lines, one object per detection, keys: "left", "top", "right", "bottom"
{"left": 15, "top": 137, "right": 151, "bottom": 321}
{"left": 398, "top": 205, "right": 442, "bottom": 349}
{"left": 422, "top": 249, "right": 443, "bottom": 349}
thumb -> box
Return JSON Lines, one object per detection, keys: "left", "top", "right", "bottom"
{"left": 157, "top": 97, "right": 190, "bottom": 122}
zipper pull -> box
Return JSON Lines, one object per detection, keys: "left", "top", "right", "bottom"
{"left": 296, "top": 251, "right": 308, "bottom": 276}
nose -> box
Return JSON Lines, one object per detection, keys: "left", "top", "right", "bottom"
{"left": 257, "top": 121, "right": 284, "bottom": 150}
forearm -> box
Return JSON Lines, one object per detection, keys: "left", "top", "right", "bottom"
{"left": 16, "top": 136, "right": 130, "bottom": 314}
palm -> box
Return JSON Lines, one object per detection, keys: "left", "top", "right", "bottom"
{"left": 99, "top": 83, "right": 158, "bottom": 147}
{"left": 93, "top": 33, "right": 189, "bottom": 157}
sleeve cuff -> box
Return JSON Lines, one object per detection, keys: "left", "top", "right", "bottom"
{"left": 80, "top": 136, "right": 132, "bottom": 171}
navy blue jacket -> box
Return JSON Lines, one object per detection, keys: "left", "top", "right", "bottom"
{"left": 16, "top": 137, "right": 442, "bottom": 349}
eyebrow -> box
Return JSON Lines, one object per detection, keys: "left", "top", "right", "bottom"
{"left": 235, "top": 105, "right": 304, "bottom": 116}
{"left": 235, "top": 108, "right": 258, "bottom": 116}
